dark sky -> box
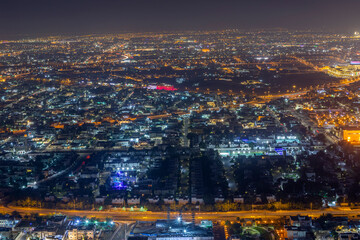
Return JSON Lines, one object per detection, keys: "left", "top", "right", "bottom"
{"left": 1, "top": 0, "right": 360, "bottom": 38}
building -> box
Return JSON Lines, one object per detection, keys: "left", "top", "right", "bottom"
{"left": 31, "top": 225, "right": 58, "bottom": 239}
{"left": 0, "top": 228, "right": 12, "bottom": 239}
{"left": 289, "top": 215, "right": 312, "bottom": 227}
{"left": 66, "top": 225, "right": 95, "bottom": 240}
{"left": 339, "top": 126, "right": 360, "bottom": 143}
{"left": 0, "top": 215, "right": 19, "bottom": 228}
{"left": 325, "top": 64, "right": 360, "bottom": 78}
{"left": 128, "top": 219, "right": 214, "bottom": 240}
{"left": 284, "top": 226, "right": 308, "bottom": 240}
{"left": 47, "top": 215, "right": 67, "bottom": 226}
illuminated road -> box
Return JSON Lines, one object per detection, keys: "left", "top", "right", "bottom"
{"left": 1, "top": 205, "right": 360, "bottom": 222}
{"left": 254, "top": 74, "right": 360, "bottom": 104}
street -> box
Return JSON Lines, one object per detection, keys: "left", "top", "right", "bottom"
{"left": 1, "top": 205, "right": 360, "bottom": 223}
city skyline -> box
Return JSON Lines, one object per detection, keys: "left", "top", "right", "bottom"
{"left": 2, "top": 2, "right": 360, "bottom": 239}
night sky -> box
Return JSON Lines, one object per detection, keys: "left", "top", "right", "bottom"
{"left": 1, "top": 0, "right": 360, "bottom": 38}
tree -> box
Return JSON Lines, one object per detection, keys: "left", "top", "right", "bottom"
{"left": 11, "top": 211, "right": 21, "bottom": 219}
{"left": 228, "top": 223, "right": 243, "bottom": 235}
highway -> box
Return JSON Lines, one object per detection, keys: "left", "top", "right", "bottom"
{"left": 253, "top": 74, "right": 360, "bottom": 104}
{"left": 1, "top": 205, "right": 360, "bottom": 222}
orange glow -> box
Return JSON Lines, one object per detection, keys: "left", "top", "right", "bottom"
{"left": 257, "top": 116, "right": 265, "bottom": 121}
{"left": 51, "top": 123, "right": 65, "bottom": 129}
{"left": 343, "top": 130, "right": 360, "bottom": 143}
{"left": 12, "top": 129, "right": 26, "bottom": 134}
{"left": 103, "top": 117, "right": 116, "bottom": 123}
